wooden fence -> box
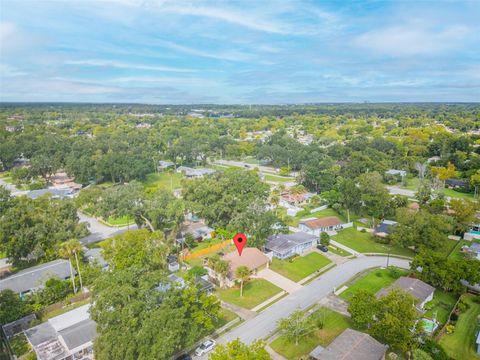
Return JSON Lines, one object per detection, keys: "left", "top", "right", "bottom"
{"left": 182, "top": 239, "right": 231, "bottom": 261}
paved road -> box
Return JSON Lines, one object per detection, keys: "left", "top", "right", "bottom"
{"left": 0, "top": 178, "right": 25, "bottom": 195}
{"left": 213, "top": 159, "right": 291, "bottom": 177}
{"left": 386, "top": 186, "right": 416, "bottom": 198}
{"left": 78, "top": 212, "right": 137, "bottom": 245}
{"left": 217, "top": 256, "right": 409, "bottom": 346}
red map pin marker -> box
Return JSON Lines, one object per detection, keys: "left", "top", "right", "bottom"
{"left": 233, "top": 233, "right": 247, "bottom": 256}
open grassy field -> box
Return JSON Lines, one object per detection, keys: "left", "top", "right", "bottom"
{"left": 332, "top": 228, "right": 414, "bottom": 257}
{"left": 327, "top": 245, "right": 351, "bottom": 257}
{"left": 340, "top": 267, "right": 408, "bottom": 300}
{"left": 105, "top": 215, "right": 135, "bottom": 226}
{"left": 142, "top": 171, "right": 183, "bottom": 191}
{"left": 270, "top": 308, "right": 352, "bottom": 360}
{"left": 263, "top": 174, "right": 295, "bottom": 183}
{"left": 270, "top": 252, "right": 332, "bottom": 282}
{"left": 424, "top": 290, "right": 458, "bottom": 325}
{"left": 442, "top": 188, "right": 475, "bottom": 200}
{"left": 439, "top": 294, "right": 480, "bottom": 360}
{"left": 216, "top": 279, "right": 282, "bottom": 309}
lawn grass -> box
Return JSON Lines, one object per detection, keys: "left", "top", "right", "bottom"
{"left": 424, "top": 290, "right": 458, "bottom": 325}
{"left": 332, "top": 227, "right": 414, "bottom": 257}
{"left": 300, "top": 208, "right": 347, "bottom": 222}
{"left": 264, "top": 174, "right": 294, "bottom": 183}
{"left": 442, "top": 188, "right": 475, "bottom": 200}
{"left": 270, "top": 252, "right": 332, "bottom": 282}
{"left": 142, "top": 171, "right": 183, "bottom": 191}
{"left": 0, "top": 251, "right": 6, "bottom": 259}
{"left": 9, "top": 333, "right": 31, "bottom": 358}
{"left": 270, "top": 307, "right": 352, "bottom": 360}
{"left": 105, "top": 215, "right": 135, "bottom": 226}
{"left": 340, "top": 267, "right": 408, "bottom": 300}
{"left": 448, "top": 240, "right": 480, "bottom": 260}
{"left": 439, "top": 294, "right": 480, "bottom": 360}
{"left": 216, "top": 279, "right": 282, "bottom": 310}
{"left": 327, "top": 245, "right": 351, "bottom": 257}
{"left": 213, "top": 308, "right": 238, "bottom": 328}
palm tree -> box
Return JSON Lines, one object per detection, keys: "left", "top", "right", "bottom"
{"left": 235, "top": 266, "right": 251, "bottom": 297}
{"left": 58, "top": 239, "right": 83, "bottom": 293}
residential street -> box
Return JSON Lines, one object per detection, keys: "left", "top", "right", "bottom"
{"left": 216, "top": 256, "right": 409, "bottom": 346}
{"left": 78, "top": 212, "right": 137, "bottom": 245}
{"left": 386, "top": 186, "right": 416, "bottom": 198}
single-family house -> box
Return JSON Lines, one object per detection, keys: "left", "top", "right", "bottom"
{"left": 155, "top": 274, "right": 186, "bottom": 293}
{"left": 386, "top": 169, "right": 407, "bottom": 177}
{"left": 195, "top": 276, "right": 214, "bottom": 294}
{"left": 445, "top": 178, "right": 468, "bottom": 189}
{"left": 176, "top": 166, "right": 215, "bottom": 178}
{"left": 467, "top": 243, "right": 480, "bottom": 260}
{"left": 158, "top": 160, "right": 175, "bottom": 170}
{"left": 265, "top": 232, "right": 318, "bottom": 260}
{"left": 299, "top": 217, "right": 343, "bottom": 235}
{"left": 374, "top": 220, "right": 398, "bottom": 238}
{"left": 179, "top": 220, "right": 214, "bottom": 243}
{"left": 50, "top": 171, "right": 82, "bottom": 192}
{"left": 309, "top": 328, "right": 387, "bottom": 360}
{"left": 0, "top": 259, "right": 74, "bottom": 295}
{"left": 208, "top": 248, "right": 269, "bottom": 288}
{"left": 376, "top": 277, "right": 435, "bottom": 312}
{"left": 84, "top": 247, "right": 108, "bottom": 269}
{"left": 25, "top": 188, "right": 74, "bottom": 200}
{"left": 24, "top": 304, "right": 96, "bottom": 360}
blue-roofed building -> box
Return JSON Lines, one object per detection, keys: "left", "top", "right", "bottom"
{"left": 374, "top": 220, "right": 398, "bottom": 238}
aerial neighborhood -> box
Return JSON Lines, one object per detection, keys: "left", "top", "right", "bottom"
{"left": 1, "top": 103, "right": 479, "bottom": 360}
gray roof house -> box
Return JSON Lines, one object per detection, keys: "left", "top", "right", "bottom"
{"left": 468, "top": 243, "right": 480, "bottom": 260}
{"left": 265, "top": 232, "right": 317, "bottom": 260}
{"left": 158, "top": 160, "right": 175, "bottom": 170}
{"left": 176, "top": 166, "right": 215, "bottom": 178}
{"left": 25, "top": 188, "right": 74, "bottom": 200}
{"left": 385, "top": 169, "right": 406, "bottom": 177}
{"left": 476, "top": 330, "right": 480, "bottom": 355}
{"left": 84, "top": 248, "right": 108, "bottom": 268}
{"left": 376, "top": 277, "right": 435, "bottom": 311}
{"left": 309, "top": 328, "right": 387, "bottom": 360}
{"left": 25, "top": 304, "right": 96, "bottom": 360}
{"left": 0, "top": 259, "right": 74, "bottom": 295}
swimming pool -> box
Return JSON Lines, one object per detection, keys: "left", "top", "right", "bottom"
{"left": 420, "top": 318, "right": 438, "bottom": 334}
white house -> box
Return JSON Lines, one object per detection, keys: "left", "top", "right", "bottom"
{"left": 265, "top": 232, "right": 318, "bottom": 260}
{"left": 385, "top": 169, "right": 407, "bottom": 177}
{"left": 299, "top": 216, "right": 343, "bottom": 236}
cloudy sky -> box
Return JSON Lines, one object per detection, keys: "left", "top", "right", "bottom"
{"left": 0, "top": 0, "right": 479, "bottom": 103}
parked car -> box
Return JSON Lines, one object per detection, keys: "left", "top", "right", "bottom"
{"left": 195, "top": 339, "right": 216, "bottom": 356}
{"left": 317, "top": 245, "right": 328, "bottom": 252}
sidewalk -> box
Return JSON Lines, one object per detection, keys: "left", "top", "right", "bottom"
{"left": 220, "top": 301, "right": 256, "bottom": 320}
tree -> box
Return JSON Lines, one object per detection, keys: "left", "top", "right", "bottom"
{"left": 102, "top": 229, "right": 168, "bottom": 271}
{"left": 431, "top": 162, "right": 457, "bottom": 188}
{"left": 348, "top": 291, "right": 378, "bottom": 328}
{"left": 471, "top": 170, "right": 480, "bottom": 199}
{"left": 338, "top": 177, "right": 362, "bottom": 214}
{"left": 358, "top": 172, "right": 390, "bottom": 226}
{"left": 209, "top": 339, "right": 271, "bottom": 360}
{"left": 235, "top": 266, "right": 251, "bottom": 297}
{"left": 413, "top": 349, "right": 434, "bottom": 360}
{"left": 320, "top": 232, "right": 330, "bottom": 246}
{"left": 416, "top": 180, "right": 432, "bottom": 205}
{"left": 0, "top": 290, "right": 28, "bottom": 324}
{"left": 277, "top": 309, "right": 316, "bottom": 346}
{"left": 208, "top": 255, "right": 230, "bottom": 288}
{"left": 57, "top": 239, "right": 83, "bottom": 293}
{"left": 448, "top": 199, "right": 478, "bottom": 234}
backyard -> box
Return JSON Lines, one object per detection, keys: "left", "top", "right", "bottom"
{"left": 141, "top": 171, "right": 183, "bottom": 192}
{"left": 339, "top": 267, "right": 409, "bottom": 300}
{"left": 216, "top": 279, "right": 282, "bottom": 309}
{"left": 270, "top": 307, "right": 352, "bottom": 360}
{"left": 424, "top": 290, "right": 458, "bottom": 325}
{"left": 270, "top": 252, "right": 332, "bottom": 282}
{"left": 439, "top": 294, "right": 480, "bottom": 360}
{"left": 331, "top": 227, "right": 415, "bottom": 257}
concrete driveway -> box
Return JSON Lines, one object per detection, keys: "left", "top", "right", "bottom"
{"left": 256, "top": 268, "right": 302, "bottom": 293}
{"left": 217, "top": 256, "right": 410, "bottom": 345}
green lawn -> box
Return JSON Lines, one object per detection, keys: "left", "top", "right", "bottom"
{"left": 142, "top": 171, "right": 183, "bottom": 191}
{"left": 216, "top": 279, "right": 282, "bottom": 310}
{"left": 270, "top": 308, "right": 352, "bottom": 360}
{"left": 332, "top": 227, "right": 414, "bottom": 257}
{"left": 300, "top": 208, "right": 347, "bottom": 222}
{"left": 328, "top": 245, "right": 351, "bottom": 257}
{"left": 270, "top": 252, "right": 332, "bottom": 282}
{"left": 442, "top": 188, "right": 475, "bottom": 200}
{"left": 0, "top": 251, "right": 6, "bottom": 259}
{"left": 105, "top": 215, "right": 135, "bottom": 226}
{"left": 440, "top": 294, "right": 480, "bottom": 360}
{"left": 340, "top": 267, "right": 408, "bottom": 301}
{"left": 448, "top": 240, "right": 480, "bottom": 260}
{"left": 9, "top": 333, "right": 31, "bottom": 358}
{"left": 213, "top": 308, "right": 238, "bottom": 328}
{"left": 424, "top": 290, "right": 458, "bottom": 325}
{"left": 264, "top": 174, "right": 294, "bottom": 183}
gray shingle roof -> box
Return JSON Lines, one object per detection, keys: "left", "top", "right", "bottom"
{"left": 310, "top": 328, "right": 386, "bottom": 360}
{"left": 59, "top": 319, "right": 97, "bottom": 351}
{"left": 25, "top": 188, "right": 72, "bottom": 200}
{"left": 376, "top": 277, "right": 435, "bottom": 304}
{"left": 0, "top": 259, "right": 74, "bottom": 294}
{"left": 266, "top": 232, "right": 317, "bottom": 254}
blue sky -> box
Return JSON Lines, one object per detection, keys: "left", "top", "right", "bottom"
{"left": 0, "top": 0, "right": 479, "bottom": 103}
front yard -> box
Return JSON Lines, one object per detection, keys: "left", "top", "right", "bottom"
{"left": 339, "top": 267, "right": 408, "bottom": 300}
{"left": 332, "top": 227, "right": 414, "bottom": 257}
{"left": 439, "top": 294, "right": 480, "bottom": 360}
{"left": 216, "top": 279, "right": 282, "bottom": 310}
{"left": 270, "top": 307, "right": 352, "bottom": 360}
{"left": 270, "top": 252, "right": 332, "bottom": 282}
{"left": 141, "top": 171, "right": 183, "bottom": 192}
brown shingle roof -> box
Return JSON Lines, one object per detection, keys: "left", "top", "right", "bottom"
{"left": 300, "top": 216, "right": 342, "bottom": 230}
{"left": 376, "top": 277, "right": 435, "bottom": 304}
{"left": 222, "top": 248, "right": 269, "bottom": 279}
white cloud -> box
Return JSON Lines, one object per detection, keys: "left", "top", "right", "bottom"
{"left": 64, "top": 59, "right": 194, "bottom": 72}
{"left": 353, "top": 24, "right": 472, "bottom": 56}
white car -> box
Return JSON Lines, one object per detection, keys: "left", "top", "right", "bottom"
{"left": 195, "top": 339, "right": 216, "bottom": 356}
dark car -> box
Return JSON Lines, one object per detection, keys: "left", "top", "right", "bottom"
{"left": 175, "top": 354, "right": 192, "bottom": 360}
{"left": 317, "top": 245, "right": 328, "bottom": 252}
